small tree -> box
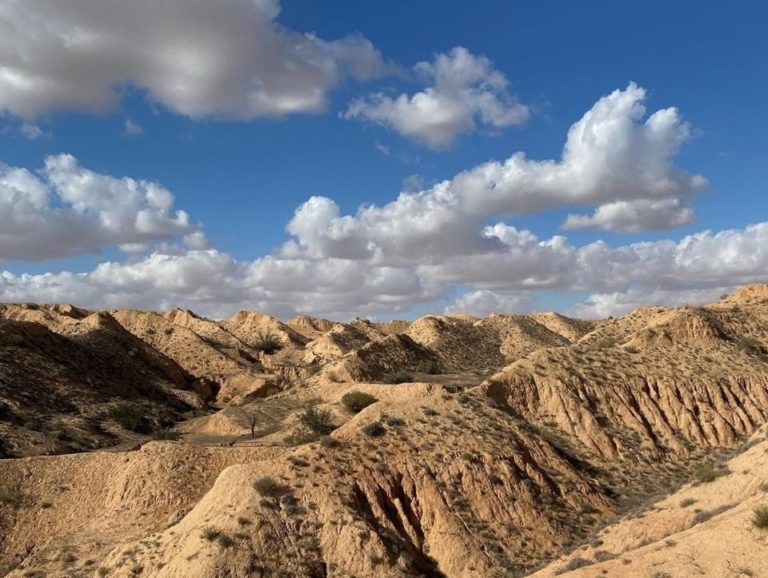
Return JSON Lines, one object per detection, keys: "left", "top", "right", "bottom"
{"left": 299, "top": 405, "right": 335, "bottom": 434}
{"left": 235, "top": 406, "right": 261, "bottom": 438}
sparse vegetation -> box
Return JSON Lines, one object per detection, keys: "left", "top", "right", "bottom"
{"left": 0, "top": 486, "right": 19, "bottom": 504}
{"left": 361, "top": 421, "right": 386, "bottom": 437}
{"left": 554, "top": 557, "right": 591, "bottom": 574}
{"left": 384, "top": 416, "right": 405, "bottom": 427}
{"left": 693, "top": 462, "right": 727, "bottom": 484}
{"left": 201, "top": 526, "right": 222, "bottom": 541}
{"left": 298, "top": 405, "right": 334, "bottom": 434}
{"left": 691, "top": 503, "right": 737, "bottom": 526}
{"left": 253, "top": 330, "right": 282, "bottom": 354}
{"left": 108, "top": 402, "right": 143, "bottom": 432}
{"left": 319, "top": 435, "right": 339, "bottom": 447}
{"left": 201, "top": 527, "right": 233, "bottom": 548}
{"left": 151, "top": 428, "right": 181, "bottom": 441}
{"left": 416, "top": 359, "right": 443, "bottom": 374}
{"left": 285, "top": 427, "right": 320, "bottom": 446}
{"left": 341, "top": 391, "right": 377, "bottom": 413}
{"left": 382, "top": 370, "right": 413, "bottom": 384}
{"left": 751, "top": 504, "right": 768, "bottom": 529}
{"left": 739, "top": 336, "right": 765, "bottom": 357}
{"left": 235, "top": 406, "right": 262, "bottom": 438}
{"left": 252, "top": 476, "right": 288, "bottom": 498}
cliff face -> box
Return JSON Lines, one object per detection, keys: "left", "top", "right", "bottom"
{"left": 484, "top": 303, "right": 768, "bottom": 462}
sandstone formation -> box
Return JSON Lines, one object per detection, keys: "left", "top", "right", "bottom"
{"left": 2, "top": 286, "right": 768, "bottom": 576}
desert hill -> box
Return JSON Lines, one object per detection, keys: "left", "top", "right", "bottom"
{"left": 0, "top": 308, "right": 199, "bottom": 457}
{"left": 1, "top": 286, "right": 768, "bottom": 576}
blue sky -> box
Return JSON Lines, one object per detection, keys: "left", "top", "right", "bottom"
{"left": 1, "top": 0, "right": 767, "bottom": 319}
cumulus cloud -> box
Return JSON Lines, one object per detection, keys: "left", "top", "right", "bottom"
{"left": 2, "top": 84, "right": 762, "bottom": 320}
{"left": 290, "top": 83, "right": 706, "bottom": 267}
{"left": 446, "top": 82, "right": 706, "bottom": 217}
{"left": 569, "top": 286, "right": 736, "bottom": 319}
{"left": 344, "top": 46, "right": 529, "bottom": 148}
{"left": 444, "top": 290, "right": 534, "bottom": 317}
{"left": 3, "top": 220, "right": 768, "bottom": 320}
{"left": 0, "top": 154, "right": 196, "bottom": 260}
{"left": 0, "top": 251, "right": 437, "bottom": 319}
{"left": 427, "top": 223, "right": 768, "bottom": 296}
{"left": 562, "top": 198, "right": 695, "bottom": 233}
{"left": 0, "top": 0, "right": 386, "bottom": 120}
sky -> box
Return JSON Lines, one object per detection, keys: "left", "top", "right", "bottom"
{"left": 1, "top": 0, "right": 767, "bottom": 320}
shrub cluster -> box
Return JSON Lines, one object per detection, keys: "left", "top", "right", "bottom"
{"left": 361, "top": 421, "right": 386, "bottom": 437}
{"left": 108, "top": 402, "right": 143, "bottom": 432}
{"left": 252, "top": 476, "right": 288, "bottom": 498}
{"left": 253, "top": 330, "right": 282, "bottom": 354}
{"left": 341, "top": 391, "right": 377, "bottom": 413}
{"left": 299, "top": 405, "right": 335, "bottom": 434}
{"left": 382, "top": 370, "right": 413, "bottom": 384}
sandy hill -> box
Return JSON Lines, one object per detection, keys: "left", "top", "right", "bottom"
{"left": 109, "top": 309, "right": 266, "bottom": 398}
{"left": 0, "top": 315, "right": 197, "bottom": 457}
{"left": 2, "top": 286, "right": 768, "bottom": 577}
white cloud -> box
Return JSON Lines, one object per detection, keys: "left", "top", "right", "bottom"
{"left": 562, "top": 198, "right": 695, "bottom": 233}
{"left": 344, "top": 46, "right": 529, "bottom": 148}
{"left": 123, "top": 119, "right": 143, "bottom": 135}
{"left": 2, "top": 221, "right": 768, "bottom": 319}
{"left": 444, "top": 290, "right": 534, "bottom": 317}
{"left": 2, "top": 84, "right": 764, "bottom": 320}
{"left": 446, "top": 83, "right": 705, "bottom": 216}
{"left": 427, "top": 223, "right": 768, "bottom": 296}
{"left": 569, "top": 286, "right": 735, "bottom": 319}
{"left": 290, "top": 83, "right": 706, "bottom": 267}
{"left": 20, "top": 123, "right": 45, "bottom": 140}
{"left": 0, "top": 154, "right": 196, "bottom": 260}
{"left": 0, "top": 0, "right": 386, "bottom": 120}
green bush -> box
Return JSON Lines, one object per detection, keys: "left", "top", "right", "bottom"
{"left": 319, "top": 435, "right": 339, "bottom": 447}
{"left": 108, "top": 402, "right": 143, "bottom": 432}
{"left": 151, "top": 428, "right": 181, "bottom": 441}
{"left": 341, "top": 391, "right": 377, "bottom": 413}
{"left": 752, "top": 504, "right": 768, "bottom": 529}
{"left": 299, "top": 405, "right": 334, "bottom": 434}
{"left": 285, "top": 427, "right": 320, "bottom": 446}
{"left": 252, "top": 476, "right": 288, "bottom": 498}
{"left": 554, "top": 557, "right": 591, "bottom": 575}
{"left": 201, "top": 526, "right": 222, "bottom": 541}
{"left": 416, "top": 359, "right": 443, "bottom": 375}
{"left": 382, "top": 370, "right": 413, "bottom": 384}
{"left": 361, "top": 422, "right": 386, "bottom": 437}
{"left": 694, "top": 462, "right": 726, "bottom": 484}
